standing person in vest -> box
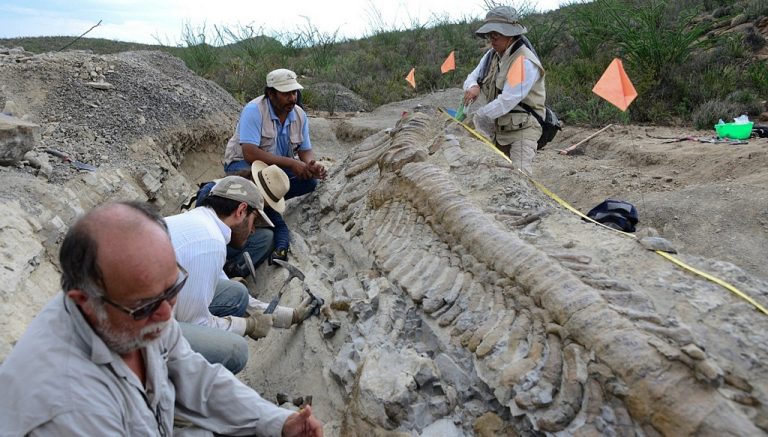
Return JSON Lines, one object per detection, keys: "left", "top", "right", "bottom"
{"left": 463, "top": 6, "right": 547, "bottom": 175}
{"left": 223, "top": 68, "right": 326, "bottom": 263}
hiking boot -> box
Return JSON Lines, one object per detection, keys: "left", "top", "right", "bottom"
{"left": 223, "top": 257, "right": 248, "bottom": 278}
{"left": 268, "top": 248, "right": 289, "bottom": 265}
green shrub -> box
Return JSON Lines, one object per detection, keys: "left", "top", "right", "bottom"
{"left": 524, "top": 12, "right": 568, "bottom": 59}
{"left": 746, "top": 0, "right": 768, "bottom": 18}
{"left": 176, "top": 22, "right": 224, "bottom": 79}
{"left": 567, "top": 2, "right": 614, "bottom": 59}
{"left": 600, "top": 0, "right": 705, "bottom": 85}
{"left": 692, "top": 99, "right": 746, "bottom": 129}
{"left": 722, "top": 34, "right": 748, "bottom": 58}
{"left": 746, "top": 62, "right": 768, "bottom": 95}
{"left": 12, "top": 0, "right": 766, "bottom": 129}
{"left": 294, "top": 17, "right": 340, "bottom": 74}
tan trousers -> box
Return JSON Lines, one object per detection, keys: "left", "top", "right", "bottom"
{"left": 496, "top": 138, "right": 537, "bottom": 175}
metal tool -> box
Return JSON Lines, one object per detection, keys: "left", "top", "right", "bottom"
{"left": 44, "top": 149, "right": 97, "bottom": 171}
{"left": 558, "top": 124, "right": 613, "bottom": 155}
{"left": 272, "top": 258, "right": 305, "bottom": 283}
{"left": 243, "top": 252, "right": 258, "bottom": 280}
{"left": 239, "top": 252, "right": 261, "bottom": 298}
{"left": 266, "top": 259, "right": 324, "bottom": 317}
{"left": 273, "top": 259, "right": 321, "bottom": 302}
{"left": 264, "top": 258, "right": 304, "bottom": 314}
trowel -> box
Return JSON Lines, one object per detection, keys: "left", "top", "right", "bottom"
{"left": 446, "top": 101, "right": 468, "bottom": 122}
{"left": 456, "top": 101, "right": 470, "bottom": 121}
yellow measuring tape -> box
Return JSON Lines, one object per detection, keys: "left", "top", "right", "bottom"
{"left": 439, "top": 108, "right": 768, "bottom": 316}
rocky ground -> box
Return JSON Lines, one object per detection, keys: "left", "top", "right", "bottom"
{"left": 1, "top": 47, "right": 767, "bottom": 436}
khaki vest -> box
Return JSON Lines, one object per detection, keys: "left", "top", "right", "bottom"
{"left": 480, "top": 44, "right": 546, "bottom": 145}
{"left": 223, "top": 95, "right": 306, "bottom": 165}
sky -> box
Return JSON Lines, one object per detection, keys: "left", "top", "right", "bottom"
{"left": 0, "top": 0, "right": 566, "bottom": 46}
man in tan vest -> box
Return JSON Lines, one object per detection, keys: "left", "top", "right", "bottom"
{"left": 222, "top": 68, "right": 326, "bottom": 264}
{"left": 463, "top": 6, "right": 547, "bottom": 175}
{"left": 223, "top": 68, "right": 326, "bottom": 186}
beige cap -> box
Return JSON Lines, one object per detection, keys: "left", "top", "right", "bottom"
{"left": 251, "top": 161, "right": 289, "bottom": 213}
{"left": 266, "top": 68, "right": 303, "bottom": 93}
{"left": 209, "top": 176, "right": 274, "bottom": 227}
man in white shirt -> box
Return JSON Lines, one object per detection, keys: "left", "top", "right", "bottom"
{"left": 0, "top": 201, "right": 323, "bottom": 436}
{"left": 166, "top": 176, "right": 318, "bottom": 374}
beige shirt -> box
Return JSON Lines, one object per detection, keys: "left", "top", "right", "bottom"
{"left": 0, "top": 294, "right": 293, "bottom": 436}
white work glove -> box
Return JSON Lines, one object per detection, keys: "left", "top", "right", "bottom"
{"left": 244, "top": 313, "right": 273, "bottom": 340}
{"left": 472, "top": 111, "right": 494, "bottom": 140}
{"left": 291, "top": 296, "right": 321, "bottom": 325}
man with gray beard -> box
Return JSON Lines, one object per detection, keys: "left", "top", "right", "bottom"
{"left": 0, "top": 201, "right": 323, "bottom": 436}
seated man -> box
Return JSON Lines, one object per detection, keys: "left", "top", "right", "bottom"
{"left": 195, "top": 161, "right": 292, "bottom": 278}
{"left": 167, "top": 176, "right": 319, "bottom": 374}
{"left": 222, "top": 68, "right": 327, "bottom": 262}
{"left": 0, "top": 201, "right": 323, "bottom": 436}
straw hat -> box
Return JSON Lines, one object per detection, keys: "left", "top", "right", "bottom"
{"left": 251, "top": 160, "right": 289, "bottom": 213}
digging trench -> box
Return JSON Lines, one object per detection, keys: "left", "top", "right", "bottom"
{"left": 170, "top": 110, "right": 767, "bottom": 436}
{"left": 2, "top": 107, "right": 766, "bottom": 436}
{"left": 174, "top": 122, "right": 517, "bottom": 436}
{"left": 1, "top": 47, "right": 766, "bottom": 434}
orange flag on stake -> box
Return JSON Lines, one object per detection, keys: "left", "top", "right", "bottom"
{"left": 506, "top": 56, "right": 525, "bottom": 87}
{"left": 441, "top": 51, "right": 456, "bottom": 74}
{"left": 405, "top": 67, "right": 416, "bottom": 88}
{"left": 592, "top": 58, "right": 637, "bottom": 111}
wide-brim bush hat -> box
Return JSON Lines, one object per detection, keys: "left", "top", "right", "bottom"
{"left": 251, "top": 160, "right": 289, "bottom": 213}
{"left": 266, "top": 68, "right": 303, "bottom": 93}
{"left": 475, "top": 6, "right": 528, "bottom": 37}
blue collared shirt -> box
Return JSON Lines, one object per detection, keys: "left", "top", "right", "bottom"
{"left": 239, "top": 99, "right": 311, "bottom": 157}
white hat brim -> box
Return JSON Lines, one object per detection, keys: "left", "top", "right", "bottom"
{"left": 273, "top": 82, "right": 303, "bottom": 93}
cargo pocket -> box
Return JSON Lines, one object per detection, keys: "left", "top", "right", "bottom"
{"left": 497, "top": 111, "right": 535, "bottom": 133}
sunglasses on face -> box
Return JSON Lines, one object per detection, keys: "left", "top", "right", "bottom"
{"left": 100, "top": 263, "right": 189, "bottom": 320}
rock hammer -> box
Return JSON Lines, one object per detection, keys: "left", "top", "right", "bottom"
{"left": 267, "top": 259, "right": 323, "bottom": 315}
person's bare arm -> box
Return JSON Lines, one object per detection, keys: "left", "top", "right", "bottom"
{"left": 243, "top": 143, "right": 311, "bottom": 179}
{"left": 298, "top": 150, "right": 326, "bottom": 180}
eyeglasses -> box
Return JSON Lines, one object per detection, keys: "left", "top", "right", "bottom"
{"left": 486, "top": 32, "right": 503, "bottom": 41}
{"left": 100, "top": 264, "right": 189, "bottom": 320}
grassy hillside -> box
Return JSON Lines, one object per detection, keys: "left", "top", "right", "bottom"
{"left": 0, "top": 36, "right": 174, "bottom": 55}
{"left": 2, "top": 0, "right": 766, "bottom": 128}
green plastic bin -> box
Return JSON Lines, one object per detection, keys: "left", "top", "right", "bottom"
{"left": 715, "top": 122, "right": 753, "bottom": 140}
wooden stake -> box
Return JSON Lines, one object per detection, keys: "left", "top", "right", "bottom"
{"left": 559, "top": 124, "right": 613, "bottom": 155}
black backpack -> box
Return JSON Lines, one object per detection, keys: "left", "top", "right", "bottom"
{"left": 519, "top": 103, "right": 562, "bottom": 149}
{"left": 586, "top": 199, "right": 639, "bottom": 232}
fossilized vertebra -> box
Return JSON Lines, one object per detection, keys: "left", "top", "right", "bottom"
{"left": 323, "top": 109, "right": 765, "bottom": 435}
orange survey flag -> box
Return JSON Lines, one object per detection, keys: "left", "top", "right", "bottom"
{"left": 506, "top": 56, "right": 525, "bottom": 87}
{"left": 592, "top": 58, "right": 637, "bottom": 111}
{"left": 441, "top": 51, "right": 456, "bottom": 74}
{"left": 405, "top": 67, "right": 416, "bottom": 88}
